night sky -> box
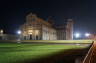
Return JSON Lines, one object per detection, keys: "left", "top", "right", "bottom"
{"left": 0, "top": 0, "right": 96, "bottom": 34}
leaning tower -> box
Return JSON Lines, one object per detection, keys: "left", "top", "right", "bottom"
{"left": 66, "top": 19, "right": 74, "bottom": 40}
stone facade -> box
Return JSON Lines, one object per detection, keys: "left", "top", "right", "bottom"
{"left": 20, "top": 13, "right": 73, "bottom": 40}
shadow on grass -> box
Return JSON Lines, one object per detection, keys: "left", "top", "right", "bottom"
{"left": 21, "top": 46, "right": 90, "bottom": 63}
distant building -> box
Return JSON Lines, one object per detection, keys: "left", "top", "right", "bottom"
{"left": 86, "top": 34, "right": 96, "bottom": 40}
{"left": 20, "top": 13, "right": 74, "bottom": 40}
{"left": 0, "top": 29, "right": 19, "bottom": 40}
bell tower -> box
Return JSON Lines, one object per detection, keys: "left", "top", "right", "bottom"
{"left": 66, "top": 19, "right": 74, "bottom": 40}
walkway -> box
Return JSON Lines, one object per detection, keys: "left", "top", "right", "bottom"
{"left": 83, "top": 41, "right": 96, "bottom": 63}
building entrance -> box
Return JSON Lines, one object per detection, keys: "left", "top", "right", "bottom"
{"left": 36, "top": 35, "right": 38, "bottom": 40}
{"left": 29, "top": 35, "right": 32, "bottom": 40}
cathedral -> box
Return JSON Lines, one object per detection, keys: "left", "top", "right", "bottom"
{"left": 20, "top": 13, "right": 73, "bottom": 40}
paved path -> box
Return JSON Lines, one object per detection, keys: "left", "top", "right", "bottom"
{"left": 83, "top": 41, "right": 96, "bottom": 63}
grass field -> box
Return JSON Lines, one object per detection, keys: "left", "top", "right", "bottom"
{"left": 0, "top": 40, "right": 93, "bottom": 44}
{"left": 0, "top": 40, "right": 93, "bottom": 63}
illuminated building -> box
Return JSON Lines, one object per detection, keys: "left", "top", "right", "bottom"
{"left": 20, "top": 13, "right": 73, "bottom": 40}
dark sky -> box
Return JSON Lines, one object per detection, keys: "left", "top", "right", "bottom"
{"left": 0, "top": 0, "right": 96, "bottom": 34}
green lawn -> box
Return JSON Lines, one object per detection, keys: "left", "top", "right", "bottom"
{"left": 0, "top": 41, "right": 92, "bottom": 63}
{"left": 0, "top": 40, "right": 93, "bottom": 44}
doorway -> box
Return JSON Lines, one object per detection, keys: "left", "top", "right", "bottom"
{"left": 36, "top": 35, "right": 38, "bottom": 40}
{"left": 29, "top": 35, "right": 32, "bottom": 40}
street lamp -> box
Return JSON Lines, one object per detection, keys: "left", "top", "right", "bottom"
{"left": 17, "top": 30, "right": 21, "bottom": 42}
{"left": 0, "top": 29, "right": 3, "bottom": 34}
{"left": 85, "top": 33, "right": 90, "bottom": 37}
{"left": 17, "top": 30, "right": 21, "bottom": 35}
{"left": 74, "top": 33, "right": 80, "bottom": 38}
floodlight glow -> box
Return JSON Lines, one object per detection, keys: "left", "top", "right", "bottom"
{"left": 75, "top": 33, "right": 80, "bottom": 38}
{"left": 85, "top": 33, "right": 90, "bottom": 37}
{"left": 17, "top": 30, "right": 21, "bottom": 34}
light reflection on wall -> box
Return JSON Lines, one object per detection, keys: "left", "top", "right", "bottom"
{"left": 28, "top": 30, "right": 33, "bottom": 34}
